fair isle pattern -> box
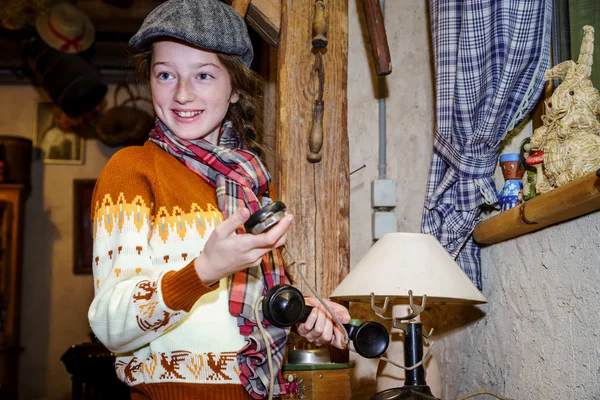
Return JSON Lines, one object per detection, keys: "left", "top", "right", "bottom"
{"left": 93, "top": 193, "right": 222, "bottom": 245}
{"left": 93, "top": 193, "right": 223, "bottom": 330}
{"left": 93, "top": 193, "right": 222, "bottom": 283}
{"left": 116, "top": 351, "right": 241, "bottom": 385}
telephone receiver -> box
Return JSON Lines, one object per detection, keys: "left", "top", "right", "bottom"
{"left": 244, "top": 201, "right": 287, "bottom": 235}
{"left": 262, "top": 284, "right": 390, "bottom": 359}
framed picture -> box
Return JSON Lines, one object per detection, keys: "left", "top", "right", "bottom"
{"left": 34, "top": 102, "right": 85, "bottom": 164}
{"left": 73, "top": 179, "right": 96, "bottom": 275}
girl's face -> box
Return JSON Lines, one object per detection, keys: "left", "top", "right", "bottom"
{"left": 150, "top": 40, "right": 239, "bottom": 144}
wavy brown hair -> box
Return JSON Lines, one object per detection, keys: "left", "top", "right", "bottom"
{"left": 132, "top": 46, "right": 265, "bottom": 155}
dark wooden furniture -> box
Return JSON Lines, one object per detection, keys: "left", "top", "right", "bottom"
{"left": 61, "top": 341, "right": 130, "bottom": 400}
{"left": 0, "top": 184, "right": 28, "bottom": 398}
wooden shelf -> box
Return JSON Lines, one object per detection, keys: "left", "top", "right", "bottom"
{"left": 473, "top": 170, "right": 600, "bottom": 245}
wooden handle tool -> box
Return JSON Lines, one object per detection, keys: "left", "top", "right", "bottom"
{"left": 307, "top": 101, "right": 325, "bottom": 163}
{"left": 312, "top": 0, "right": 328, "bottom": 49}
{"left": 361, "top": 0, "right": 392, "bottom": 76}
{"left": 307, "top": 53, "right": 325, "bottom": 163}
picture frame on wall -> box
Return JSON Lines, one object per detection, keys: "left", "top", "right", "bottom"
{"left": 34, "top": 102, "right": 85, "bottom": 165}
{"left": 73, "top": 179, "right": 96, "bottom": 275}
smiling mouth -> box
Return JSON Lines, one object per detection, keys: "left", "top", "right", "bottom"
{"left": 173, "top": 110, "right": 203, "bottom": 118}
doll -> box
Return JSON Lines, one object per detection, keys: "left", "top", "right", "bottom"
{"left": 499, "top": 153, "right": 524, "bottom": 211}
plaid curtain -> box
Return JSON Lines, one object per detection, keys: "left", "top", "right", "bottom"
{"left": 422, "top": 0, "right": 552, "bottom": 289}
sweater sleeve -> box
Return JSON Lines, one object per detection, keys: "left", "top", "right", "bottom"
{"left": 87, "top": 147, "right": 218, "bottom": 353}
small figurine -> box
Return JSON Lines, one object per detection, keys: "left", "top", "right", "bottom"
{"left": 499, "top": 153, "right": 524, "bottom": 211}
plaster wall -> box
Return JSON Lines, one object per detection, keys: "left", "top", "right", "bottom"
{"left": 437, "top": 214, "right": 600, "bottom": 399}
{"left": 348, "top": 0, "right": 434, "bottom": 266}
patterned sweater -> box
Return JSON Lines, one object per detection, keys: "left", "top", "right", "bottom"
{"left": 88, "top": 142, "right": 253, "bottom": 399}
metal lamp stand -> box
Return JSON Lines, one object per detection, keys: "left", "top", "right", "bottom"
{"left": 369, "top": 292, "right": 440, "bottom": 400}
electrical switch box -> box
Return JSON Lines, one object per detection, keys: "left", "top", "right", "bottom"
{"left": 373, "top": 211, "right": 397, "bottom": 239}
{"left": 372, "top": 179, "right": 396, "bottom": 208}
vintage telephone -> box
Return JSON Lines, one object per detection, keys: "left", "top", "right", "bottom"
{"left": 262, "top": 283, "right": 389, "bottom": 358}
{"left": 244, "top": 200, "right": 390, "bottom": 359}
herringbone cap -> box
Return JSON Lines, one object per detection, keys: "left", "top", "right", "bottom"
{"left": 129, "top": 0, "right": 253, "bottom": 67}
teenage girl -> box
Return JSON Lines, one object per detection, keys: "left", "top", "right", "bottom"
{"left": 88, "top": 0, "right": 350, "bottom": 399}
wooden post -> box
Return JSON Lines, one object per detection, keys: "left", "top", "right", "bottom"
{"left": 276, "top": 0, "right": 349, "bottom": 298}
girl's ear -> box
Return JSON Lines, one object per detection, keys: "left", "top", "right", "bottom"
{"left": 230, "top": 91, "right": 240, "bottom": 104}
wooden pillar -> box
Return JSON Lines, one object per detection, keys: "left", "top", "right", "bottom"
{"left": 276, "top": 0, "right": 349, "bottom": 297}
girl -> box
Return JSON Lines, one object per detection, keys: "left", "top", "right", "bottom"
{"left": 87, "top": 0, "right": 350, "bottom": 399}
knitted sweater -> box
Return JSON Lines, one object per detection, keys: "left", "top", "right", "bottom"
{"left": 88, "top": 142, "right": 253, "bottom": 399}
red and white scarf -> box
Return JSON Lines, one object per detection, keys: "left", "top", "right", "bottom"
{"left": 149, "top": 119, "right": 287, "bottom": 398}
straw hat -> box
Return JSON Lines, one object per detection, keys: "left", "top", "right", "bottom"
{"left": 35, "top": 3, "right": 95, "bottom": 54}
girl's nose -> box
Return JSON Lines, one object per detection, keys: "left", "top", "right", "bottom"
{"left": 175, "top": 80, "right": 195, "bottom": 103}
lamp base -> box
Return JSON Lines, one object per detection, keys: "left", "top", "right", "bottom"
{"left": 369, "top": 385, "right": 439, "bottom": 400}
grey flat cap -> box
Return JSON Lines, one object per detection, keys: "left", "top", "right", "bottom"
{"left": 129, "top": 0, "right": 253, "bottom": 67}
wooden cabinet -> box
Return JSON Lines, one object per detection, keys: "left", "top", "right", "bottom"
{"left": 282, "top": 363, "right": 354, "bottom": 400}
{"left": 0, "top": 184, "right": 28, "bottom": 398}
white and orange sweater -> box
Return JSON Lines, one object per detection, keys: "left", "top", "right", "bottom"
{"left": 88, "top": 142, "right": 251, "bottom": 399}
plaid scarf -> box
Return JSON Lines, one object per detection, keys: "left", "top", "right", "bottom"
{"left": 149, "top": 119, "right": 287, "bottom": 399}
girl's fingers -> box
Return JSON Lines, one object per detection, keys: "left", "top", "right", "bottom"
{"left": 311, "top": 307, "right": 327, "bottom": 342}
{"left": 332, "top": 324, "right": 347, "bottom": 349}
{"left": 215, "top": 208, "right": 250, "bottom": 238}
{"left": 298, "top": 307, "right": 318, "bottom": 337}
{"left": 317, "top": 316, "right": 334, "bottom": 346}
{"left": 233, "top": 215, "right": 293, "bottom": 256}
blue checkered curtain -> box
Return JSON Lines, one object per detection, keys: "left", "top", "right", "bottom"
{"left": 422, "top": 0, "right": 552, "bottom": 289}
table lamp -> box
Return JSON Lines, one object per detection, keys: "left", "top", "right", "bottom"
{"left": 330, "top": 232, "right": 487, "bottom": 400}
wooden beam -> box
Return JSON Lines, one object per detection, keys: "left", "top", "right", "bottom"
{"left": 276, "top": 0, "right": 349, "bottom": 297}
{"left": 232, "top": 0, "right": 252, "bottom": 17}
{"left": 245, "top": 0, "right": 281, "bottom": 47}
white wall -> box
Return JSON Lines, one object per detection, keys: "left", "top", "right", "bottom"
{"left": 348, "top": 0, "right": 434, "bottom": 265}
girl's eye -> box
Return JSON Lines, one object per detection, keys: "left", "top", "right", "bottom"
{"left": 198, "top": 73, "right": 213, "bottom": 80}
{"left": 158, "top": 72, "right": 173, "bottom": 80}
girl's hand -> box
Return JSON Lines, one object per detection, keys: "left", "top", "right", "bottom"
{"left": 297, "top": 298, "right": 351, "bottom": 349}
{"left": 194, "top": 208, "right": 294, "bottom": 285}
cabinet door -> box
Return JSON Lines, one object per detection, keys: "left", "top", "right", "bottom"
{"left": 0, "top": 201, "right": 12, "bottom": 345}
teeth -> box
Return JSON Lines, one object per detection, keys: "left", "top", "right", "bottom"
{"left": 175, "top": 111, "right": 201, "bottom": 118}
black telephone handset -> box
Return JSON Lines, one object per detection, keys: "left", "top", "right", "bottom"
{"left": 246, "top": 202, "right": 390, "bottom": 359}
{"left": 262, "top": 284, "right": 389, "bottom": 359}
{"left": 244, "top": 201, "right": 287, "bottom": 235}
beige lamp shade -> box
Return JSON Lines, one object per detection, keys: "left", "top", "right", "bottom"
{"left": 330, "top": 233, "right": 487, "bottom": 304}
